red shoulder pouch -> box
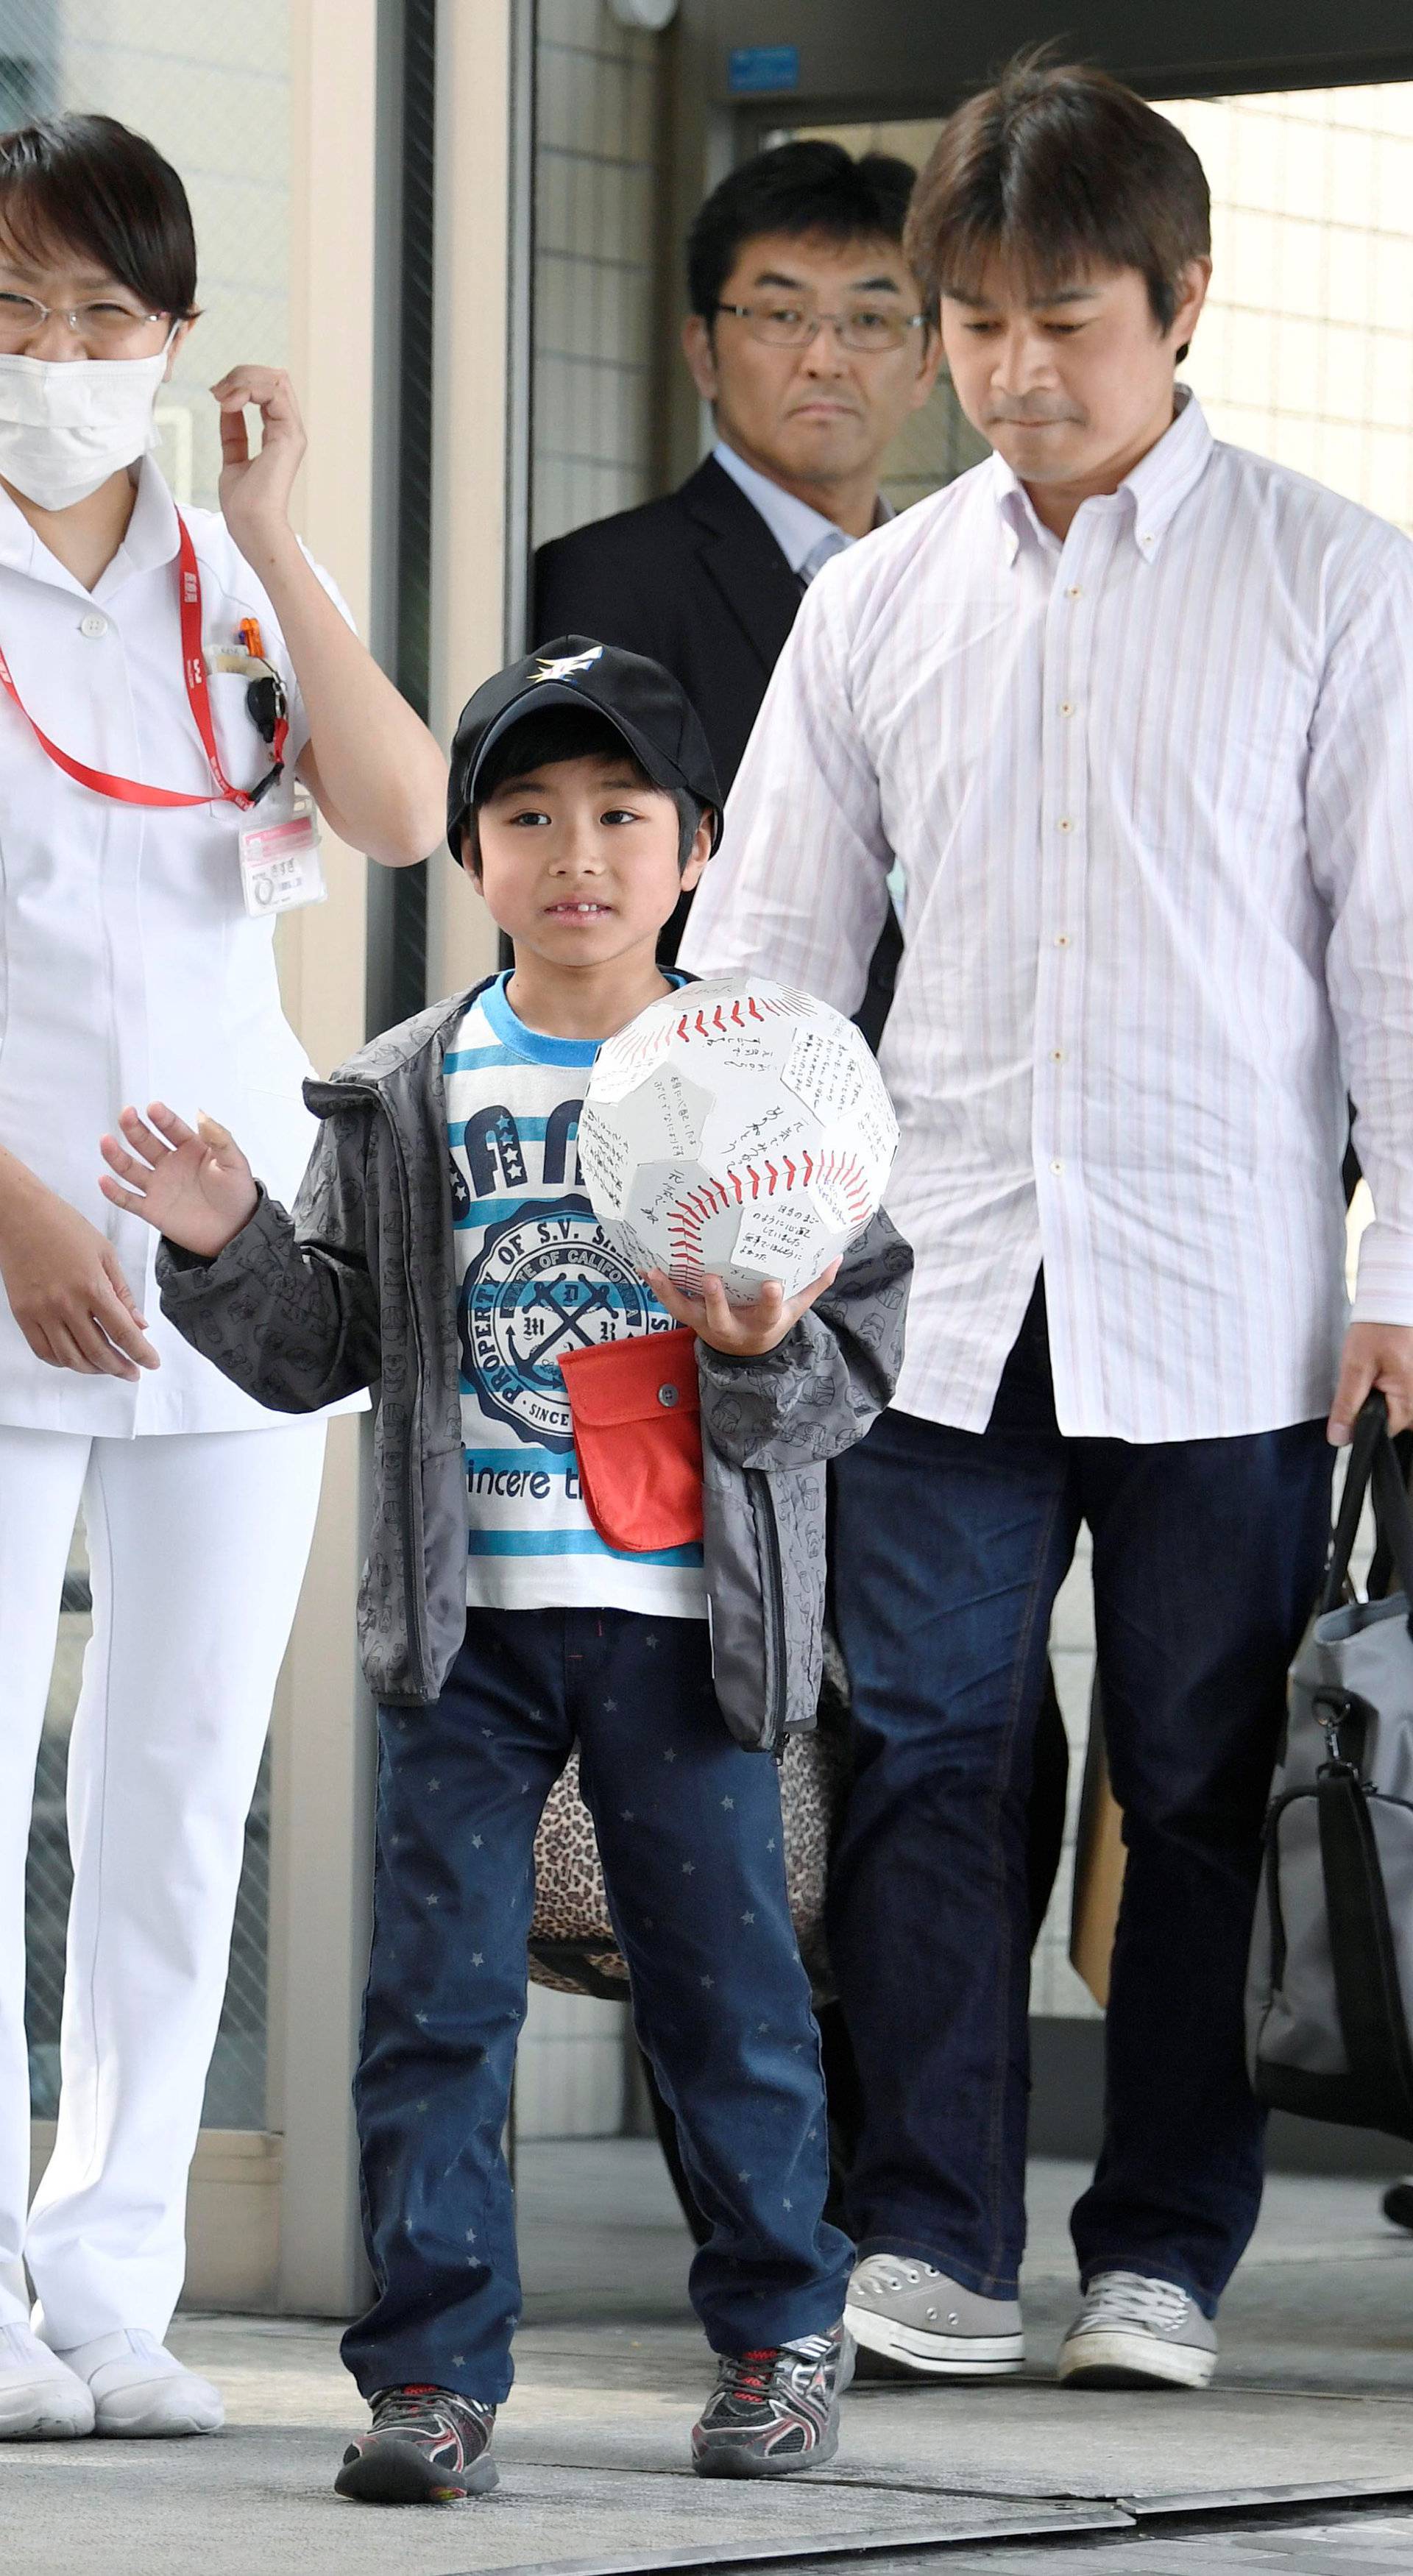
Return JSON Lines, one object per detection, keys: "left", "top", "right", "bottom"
{"left": 559, "top": 1328, "right": 704, "bottom": 1553}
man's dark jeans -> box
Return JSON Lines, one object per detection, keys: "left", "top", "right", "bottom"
{"left": 828, "top": 1280, "right": 1333, "bottom": 2316}
{"left": 341, "top": 1606, "right": 851, "bottom": 2405}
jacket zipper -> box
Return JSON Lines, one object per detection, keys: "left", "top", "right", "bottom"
{"left": 329, "top": 1079, "right": 433, "bottom": 1697}
{"left": 750, "top": 1468, "right": 789, "bottom": 1755}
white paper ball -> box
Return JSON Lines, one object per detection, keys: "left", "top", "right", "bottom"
{"left": 579, "top": 976, "right": 899, "bottom": 1302}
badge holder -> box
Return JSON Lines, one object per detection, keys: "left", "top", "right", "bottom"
{"left": 238, "top": 790, "right": 327, "bottom": 917}
{"left": 210, "top": 638, "right": 327, "bottom": 919}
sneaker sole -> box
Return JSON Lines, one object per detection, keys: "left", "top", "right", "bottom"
{"left": 335, "top": 2437, "right": 499, "bottom": 2503}
{"left": 94, "top": 2396, "right": 224, "bottom": 2438}
{"left": 844, "top": 2301, "right": 1024, "bottom": 2379}
{"left": 693, "top": 2420, "right": 840, "bottom": 2480}
{"left": 1056, "top": 2331, "right": 1214, "bottom": 2391}
{"left": 0, "top": 2393, "right": 94, "bottom": 2440}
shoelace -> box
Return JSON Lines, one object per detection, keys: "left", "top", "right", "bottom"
{"left": 719, "top": 2332, "right": 833, "bottom": 2397}
{"left": 372, "top": 2383, "right": 491, "bottom": 2432}
{"left": 1080, "top": 2273, "right": 1189, "bottom": 2333}
{"left": 721, "top": 2348, "right": 780, "bottom": 2399}
{"left": 852, "top": 2254, "right": 946, "bottom": 2297}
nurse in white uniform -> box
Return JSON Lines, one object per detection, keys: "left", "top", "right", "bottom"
{"left": 0, "top": 114, "right": 446, "bottom": 2439}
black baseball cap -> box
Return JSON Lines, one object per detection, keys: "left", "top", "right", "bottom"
{"left": 446, "top": 635, "right": 723, "bottom": 859}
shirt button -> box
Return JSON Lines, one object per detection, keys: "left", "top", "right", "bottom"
{"left": 79, "top": 612, "right": 109, "bottom": 638}
{"left": 1060, "top": 701, "right": 1075, "bottom": 715}
{"left": 1055, "top": 933, "right": 1071, "bottom": 948}
{"left": 1066, "top": 584, "right": 1083, "bottom": 598}
{"left": 1058, "top": 817, "right": 1073, "bottom": 832}
{"left": 1051, "top": 1050, "right": 1065, "bottom": 1063}
{"left": 1050, "top": 1158, "right": 1063, "bottom": 1175}
{"left": 657, "top": 1384, "right": 679, "bottom": 1409}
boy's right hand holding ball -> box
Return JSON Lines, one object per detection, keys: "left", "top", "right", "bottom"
{"left": 99, "top": 1105, "right": 259, "bottom": 1259}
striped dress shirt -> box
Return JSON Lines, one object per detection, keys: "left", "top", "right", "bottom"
{"left": 679, "top": 392, "right": 1413, "bottom": 1443}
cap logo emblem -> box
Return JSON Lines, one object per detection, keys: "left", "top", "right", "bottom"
{"left": 531, "top": 646, "right": 604, "bottom": 684}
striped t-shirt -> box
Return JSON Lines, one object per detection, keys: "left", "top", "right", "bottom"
{"left": 446, "top": 972, "right": 706, "bottom": 1618}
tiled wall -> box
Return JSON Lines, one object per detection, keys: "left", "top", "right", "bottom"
{"left": 522, "top": 0, "right": 672, "bottom": 2131}
{"left": 1164, "top": 85, "right": 1413, "bottom": 536}
{"left": 531, "top": 0, "right": 664, "bottom": 547}
{"left": 51, "top": 0, "right": 292, "bottom": 508}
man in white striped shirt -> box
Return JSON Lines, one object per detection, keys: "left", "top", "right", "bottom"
{"left": 680, "top": 57, "right": 1413, "bottom": 2393}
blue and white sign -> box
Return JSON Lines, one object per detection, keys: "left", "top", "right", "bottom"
{"left": 728, "top": 44, "right": 800, "bottom": 95}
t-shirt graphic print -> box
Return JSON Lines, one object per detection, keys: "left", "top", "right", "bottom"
{"left": 446, "top": 973, "right": 706, "bottom": 1616}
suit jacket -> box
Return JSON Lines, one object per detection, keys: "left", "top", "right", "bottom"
{"left": 532, "top": 452, "right": 902, "bottom": 1033}
{"left": 534, "top": 454, "right": 803, "bottom": 798}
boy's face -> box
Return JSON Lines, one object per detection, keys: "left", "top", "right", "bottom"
{"left": 468, "top": 752, "right": 709, "bottom": 966}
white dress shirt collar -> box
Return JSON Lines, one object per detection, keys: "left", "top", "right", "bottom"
{"left": 712, "top": 439, "right": 890, "bottom": 578}
{"left": 991, "top": 384, "right": 1214, "bottom": 566}
{"left": 0, "top": 453, "right": 180, "bottom": 598}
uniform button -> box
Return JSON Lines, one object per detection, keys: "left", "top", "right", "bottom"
{"left": 657, "top": 1384, "right": 679, "bottom": 1409}
{"left": 1050, "top": 1158, "right": 1063, "bottom": 1174}
{"left": 1058, "top": 817, "right": 1073, "bottom": 832}
{"left": 1055, "top": 933, "right": 1071, "bottom": 948}
{"left": 1051, "top": 1049, "right": 1065, "bottom": 1063}
{"left": 1060, "top": 701, "right": 1075, "bottom": 715}
{"left": 1066, "top": 584, "right": 1083, "bottom": 598}
{"left": 79, "top": 612, "right": 109, "bottom": 638}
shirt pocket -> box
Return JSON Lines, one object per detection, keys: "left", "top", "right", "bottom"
{"left": 559, "top": 1327, "right": 703, "bottom": 1552}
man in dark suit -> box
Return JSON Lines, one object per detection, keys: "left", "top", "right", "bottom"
{"left": 534, "top": 141, "right": 942, "bottom": 989}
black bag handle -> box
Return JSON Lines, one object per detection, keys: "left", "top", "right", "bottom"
{"left": 1321, "top": 1393, "right": 1413, "bottom": 1627}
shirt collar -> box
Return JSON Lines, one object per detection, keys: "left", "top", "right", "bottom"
{"left": 94, "top": 455, "right": 181, "bottom": 595}
{"left": 0, "top": 453, "right": 180, "bottom": 596}
{"left": 991, "top": 386, "right": 1214, "bottom": 566}
{"left": 712, "top": 439, "right": 890, "bottom": 575}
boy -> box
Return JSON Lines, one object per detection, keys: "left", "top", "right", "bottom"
{"left": 96, "top": 639, "right": 911, "bottom": 2502}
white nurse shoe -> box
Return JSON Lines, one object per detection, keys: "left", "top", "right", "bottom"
{"left": 0, "top": 2322, "right": 95, "bottom": 2437}
{"left": 54, "top": 2329, "right": 224, "bottom": 2436}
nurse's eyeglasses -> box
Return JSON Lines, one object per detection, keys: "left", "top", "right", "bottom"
{"left": 0, "top": 292, "right": 169, "bottom": 353}
{"left": 714, "top": 301, "right": 928, "bottom": 353}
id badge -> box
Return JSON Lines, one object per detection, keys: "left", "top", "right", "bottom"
{"left": 238, "top": 792, "right": 327, "bottom": 917}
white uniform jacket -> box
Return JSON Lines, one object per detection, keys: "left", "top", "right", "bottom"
{"left": 0, "top": 456, "right": 358, "bottom": 1434}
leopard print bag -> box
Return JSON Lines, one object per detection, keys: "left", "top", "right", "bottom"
{"left": 529, "top": 1647, "right": 851, "bottom": 2006}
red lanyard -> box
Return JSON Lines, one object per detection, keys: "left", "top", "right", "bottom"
{"left": 0, "top": 517, "right": 287, "bottom": 810}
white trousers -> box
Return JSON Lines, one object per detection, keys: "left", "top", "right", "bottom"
{"left": 0, "top": 1420, "right": 327, "bottom": 2346}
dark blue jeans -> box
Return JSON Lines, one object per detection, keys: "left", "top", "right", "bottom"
{"left": 341, "top": 1607, "right": 851, "bottom": 2405}
{"left": 829, "top": 1279, "right": 1332, "bottom": 2316}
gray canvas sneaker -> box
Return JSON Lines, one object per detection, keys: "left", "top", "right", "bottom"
{"left": 1056, "top": 2271, "right": 1217, "bottom": 2389}
{"left": 843, "top": 2254, "right": 1024, "bottom": 2377}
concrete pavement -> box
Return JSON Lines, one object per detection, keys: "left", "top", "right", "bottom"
{"left": 4, "top": 2143, "right": 1413, "bottom": 2575}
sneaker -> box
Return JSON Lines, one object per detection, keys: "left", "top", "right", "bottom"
{"left": 844, "top": 2254, "right": 1024, "bottom": 2378}
{"left": 691, "top": 2324, "right": 851, "bottom": 2478}
{"left": 0, "top": 2324, "right": 94, "bottom": 2439}
{"left": 55, "top": 2330, "right": 224, "bottom": 2436}
{"left": 1056, "top": 2271, "right": 1217, "bottom": 2390}
{"left": 334, "top": 2385, "right": 498, "bottom": 2502}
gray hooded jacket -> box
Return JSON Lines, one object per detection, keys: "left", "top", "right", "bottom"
{"left": 156, "top": 986, "right": 912, "bottom": 1745}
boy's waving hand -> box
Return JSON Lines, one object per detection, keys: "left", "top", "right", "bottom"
{"left": 99, "top": 1105, "right": 259, "bottom": 1259}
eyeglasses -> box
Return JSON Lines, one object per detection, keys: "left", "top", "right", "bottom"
{"left": 714, "top": 301, "right": 928, "bottom": 354}
{"left": 0, "top": 291, "right": 169, "bottom": 353}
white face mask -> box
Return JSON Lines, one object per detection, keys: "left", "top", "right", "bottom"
{"left": 0, "top": 346, "right": 169, "bottom": 513}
